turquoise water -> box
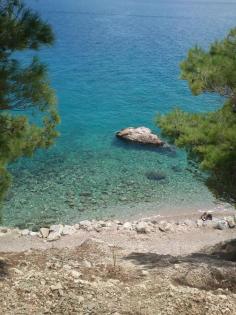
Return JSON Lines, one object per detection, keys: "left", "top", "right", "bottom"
{"left": 2, "top": 0, "right": 236, "bottom": 228}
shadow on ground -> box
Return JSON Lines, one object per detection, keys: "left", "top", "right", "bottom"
{"left": 124, "top": 239, "right": 236, "bottom": 292}
{"left": 0, "top": 258, "right": 8, "bottom": 280}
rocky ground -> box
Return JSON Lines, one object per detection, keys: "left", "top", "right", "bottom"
{"left": 0, "top": 212, "right": 236, "bottom": 314}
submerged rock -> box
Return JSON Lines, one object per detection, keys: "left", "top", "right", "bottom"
{"left": 145, "top": 171, "right": 166, "bottom": 181}
{"left": 171, "top": 165, "right": 182, "bottom": 173}
{"left": 116, "top": 127, "right": 164, "bottom": 146}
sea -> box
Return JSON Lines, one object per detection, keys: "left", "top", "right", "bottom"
{"left": 3, "top": 0, "right": 236, "bottom": 229}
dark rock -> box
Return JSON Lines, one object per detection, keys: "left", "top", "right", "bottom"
{"left": 171, "top": 165, "right": 182, "bottom": 172}
{"left": 145, "top": 171, "right": 166, "bottom": 181}
{"left": 201, "top": 212, "right": 213, "bottom": 221}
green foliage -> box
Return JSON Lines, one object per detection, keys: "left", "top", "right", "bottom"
{"left": 180, "top": 28, "right": 236, "bottom": 109}
{"left": 157, "top": 28, "right": 236, "bottom": 202}
{"left": 0, "top": 0, "right": 60, "bottom": 202}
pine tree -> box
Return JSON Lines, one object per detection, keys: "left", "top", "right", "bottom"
{"left": 0, "top": 0, "right": 60, "bottom": 202}
{"left": 157, "top": 28, "right": 236, "bottom": 202}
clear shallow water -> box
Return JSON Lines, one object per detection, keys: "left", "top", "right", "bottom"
{"left": 2, "top": 0, "right": 236, "bottom": 228}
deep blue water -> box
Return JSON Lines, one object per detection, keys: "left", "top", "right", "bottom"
{"left": 3, "top": 0, "right": 236, "bottom": 228}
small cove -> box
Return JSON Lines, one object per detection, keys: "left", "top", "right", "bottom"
{"left": 2, "top": 0, "right": 236, "bottom": 228}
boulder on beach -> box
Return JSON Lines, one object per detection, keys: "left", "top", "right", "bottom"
{"left": 116, "top": 127, "right": 164, "bottom": 146}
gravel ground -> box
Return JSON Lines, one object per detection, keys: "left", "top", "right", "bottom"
{"left": 0, "top": 217, "right": 236, "bottom": 315}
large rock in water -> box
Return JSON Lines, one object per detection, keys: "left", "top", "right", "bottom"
{"left": 116, "top": 127, "right": 164, "bottom": 146}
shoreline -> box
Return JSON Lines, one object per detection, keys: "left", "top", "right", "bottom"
{"left": 0, "top": 208, "right": 235, "bottom": 253}
{"left": 2, "top": 198, "right": 234, "bottom": 229}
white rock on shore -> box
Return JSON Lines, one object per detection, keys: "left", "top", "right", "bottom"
{"left": 2, "top": 212, "right": 236, "bottom": 241}
{"left": 47, "top": 224, "right": 64, "bottom": 241}
{"left": 135, "top": 221, "right": 151, "bottom": 233}
{"left": 159, "top": 221, "right": 174, "bottom": 232}
{"left": 62, "top": 225, "right": 76, "bottom": 236}
{"left": 79, "top": 220, "right": 93, "bottom": 231}
{"left": 40, "top": 228, "right": 50, "bottom": 238}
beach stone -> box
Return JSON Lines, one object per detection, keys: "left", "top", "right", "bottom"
{"left": 62, "top": 225, "right": 76, "bottom": 235}
{"left": 50, "top": 283, "right": 63, "bottom": 291}
{"left": 21, "top": 229, "right": 30, "bottom": 236}
{"left": 122, "top": 222, "right": 133, "bottom": 230}
{"left": 216, "top": 220, "right": 228, "bottom": 230}
{"left": 141, "top": 270, "right": 149, "bottom": 276}
{"left": 47, "top": 231, "right": 61, "bottom": 241}
{"left": 226, "top": 217, "right": 235, "bottom": 228}
{"left": 50, "top": 224, "right": 63, "bottom": 235}
{"left": 82, "top": 260, "right": 92, "bottom": 268}
{"left": 183, "top": 219, "right": 195, "bottom": 226}
{"left": 78, "top": 296, "right": 85, "bottom": 304}
{"left": 114, "top": 220, "right": 122, "bottom": 225}
{"left": 40, "top": 228, "right": 50, "bottom": 238}
{"left": 196, "top": 219, "right": 203, "bottom": 227}
{"left": 136, "top": 221, "right": 150, "bottom": 233}
{"left": 93, "top": 223, "right": 102, "bottom": 233}
{"left": 116, "top": 127, "right": 164, "bottom": 146}
{"left": 30, "top": 231, "right": 39, "bottom": 237}
{"left": 79, "top": 220, "right": 93, "bottom": 231}
{"left": 203, "top": 218, "right": 219, "bottom": 229}
{"left": 74, "top": 224, "right": 80, "bottom": 230}
{"left": 159, "top": 221, "right": 174, "bottom": 232}
{"left": 0, "top": 227, "right": 8, "bottom": 234}
{"left": 98, "top": 220, "right": 107, "bottom": 227}
{"left": 63, "top": 264, "right": 72, "bottom": 271}
{"left": 70, "top": 270, "right": 82, "bottom": 279}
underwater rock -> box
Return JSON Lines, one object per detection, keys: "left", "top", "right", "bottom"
{"left": 171, "top": 165, "right": 182, "bottom": 173}
{"left": 145, "top": 171, "right": 166, "bottom": 181}
{"left": 80, "top": 191, "right": 92, "bottom": 197}
{"left": 116, "top": 127, "right": 164, "bottom": 146}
